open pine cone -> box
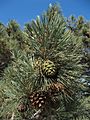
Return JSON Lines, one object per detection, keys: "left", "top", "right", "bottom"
{"left": 29, "top": 91, "right": 48, "bottom": 109}
{"left": 48, "top": 82, "right": 72, "bottom": 97}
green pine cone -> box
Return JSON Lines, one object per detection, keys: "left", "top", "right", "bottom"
{"left": 41, "top": 60, "right": 57, "bottom": 78}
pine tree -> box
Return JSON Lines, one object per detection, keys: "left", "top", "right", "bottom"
{"left": 67, "top": 15, "right": 90, "bottom": 120}
{"left": 0, "top": 4, "right": 90, "bottom": 120}
{"left": 67, "top": 15, "right": 90, "bottom": 95}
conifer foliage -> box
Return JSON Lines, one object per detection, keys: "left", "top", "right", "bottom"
{"left": 0, "top": 4, "right": 90, "bottom": 120}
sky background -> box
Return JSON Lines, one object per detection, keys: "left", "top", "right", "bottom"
{"left": 0, "top": 0, "right": 90, "bottom": 27}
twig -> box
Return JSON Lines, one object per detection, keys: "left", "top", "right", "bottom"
{"left": 30, "top": 109, "right": 41, "bottom": 120}
{"left": 10, "top": 112, "right": 15, "bottom": 120}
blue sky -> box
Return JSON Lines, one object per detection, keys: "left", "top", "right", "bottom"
{"left": 0, "top": 0, "right": 90, "bottom": 27}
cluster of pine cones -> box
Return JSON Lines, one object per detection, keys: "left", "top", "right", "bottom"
{"left": 18, "top": 82, "right": 71, "bottom": 112}
{"left": 17, "top": 59, "right": 71, "bottom": 112}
